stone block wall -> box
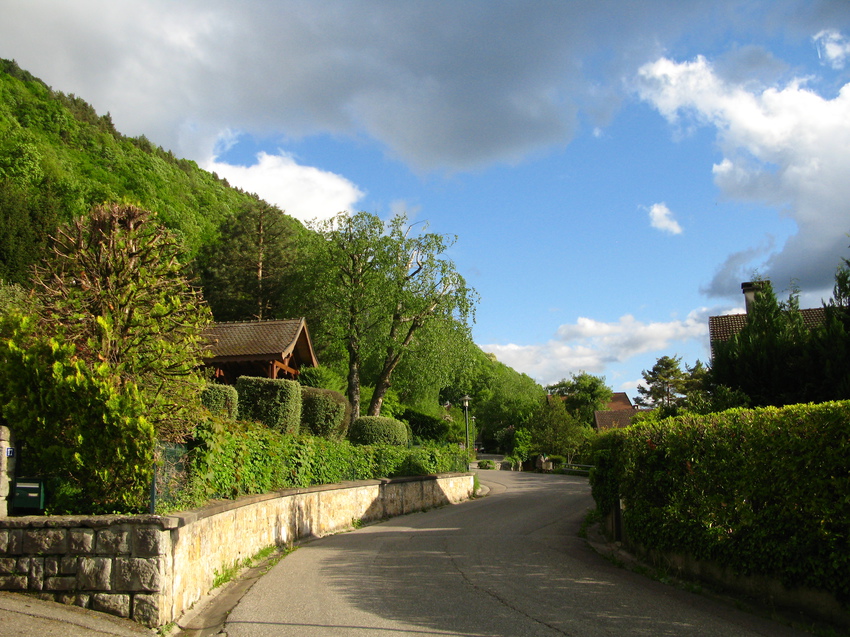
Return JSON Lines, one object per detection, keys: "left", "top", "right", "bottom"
{"left": 0, "top": 472, "right": 473, "bottom": 627}
{"left": 0, "top": 428, "right": 13, "bottom": 518}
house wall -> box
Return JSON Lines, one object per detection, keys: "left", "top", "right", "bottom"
{"left": 0, "top": 472, "right": 474, "bottom": 627}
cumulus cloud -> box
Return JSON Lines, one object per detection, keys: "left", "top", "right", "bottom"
{"left": 204, "top": 151, "right": 364, "bottom": 223}
{"left": 646, "top": 202, "right": 683, "bottom": 234}
{"left": 636, "top": 53, "right": 850, "bottom": 297}
{"left": 815, "top": 29, "right": 850, "bottom": 69}
{"left": 480, "top": 309, "right": 710, "bottom": 386}
{"left": 0, "top": 0, "right": 748, "bottom": 171}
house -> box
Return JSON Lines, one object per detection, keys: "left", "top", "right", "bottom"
{"left": 708, "top": 281, "right": 825, "bottom": 358}
{"left": 203, "top": 318, "right": 318, "bottom": 384}
{"left": 593, "top": 393, "right": 640, "bottom": 431}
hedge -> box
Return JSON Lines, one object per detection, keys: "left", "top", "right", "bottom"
{"left": 170, "top": 419, "right": 466, "bottom": 510}
{"left": 349, "top": 416, "right": 409, "bottom": 446}
{"left": 589, "top": 401, "right": 850, "bottom": 603}
{"left": 301, "top": 386, "right": 350, "bottom": 439}
{"left": 235, "top": 376, "right": 301, "bottom": 434}
{"left": 201, "top": 384, "right": 239, "bottom": 420}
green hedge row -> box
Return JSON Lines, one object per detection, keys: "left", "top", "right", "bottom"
{"left": 349, "top": 416, "right": 409, "bottom": 446}
{"left": 589, "top": 401, "right": 850, "bottom": 603}
{"left": 172, "top": 418, "right": 467, "bottom": 509}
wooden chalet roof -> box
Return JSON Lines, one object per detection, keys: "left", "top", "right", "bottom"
{"left": 204, "top": 318, "right": 318, "bottom": 367}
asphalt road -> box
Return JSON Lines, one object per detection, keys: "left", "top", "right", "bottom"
{"left": 223, "top": 471, "right": 809, "bottom": 637}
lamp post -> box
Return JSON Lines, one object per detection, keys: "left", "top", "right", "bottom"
{"left": 462, "top": 395, "right": 471, "bottom": 471}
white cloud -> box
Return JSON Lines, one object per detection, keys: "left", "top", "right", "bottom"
{"left": 480, "top": 309, "right": 709, "bottom": 386}
{"left": 815, "top": 29, "right": 850, "bottom": 69}
{"left": 636, "top": 54, "right": 850, "bottom": 296}
{"left": 646, "top": 202, "right": 683, "bottom": 234}
{"left": 204, "top": 151, "right": 364, "bottom": 223}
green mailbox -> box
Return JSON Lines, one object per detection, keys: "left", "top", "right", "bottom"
{"left": 13, "top": 478, "right": 44, "bottom": 512}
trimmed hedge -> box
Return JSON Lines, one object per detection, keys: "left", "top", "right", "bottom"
{"left": 235, "top": 376, "right": 301, "bottom": 434}
{"left": 401, "top": 407, "right": 452, "bottom": 443}
{"left": 201, "top": 384, "right": 239, "bottom": 419}
{"left": 301, "top": 386, "right": 350, "bottom": 439}
{"left": 590, "top": 401, "right": 850, "bottom": 603}
{"left": 170, "top": 418, "right": 466, "bottom": 510}
{"left": 349, "top": 416, "right": 409, "bottom": 446}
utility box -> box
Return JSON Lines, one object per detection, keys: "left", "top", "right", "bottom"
{"left": 13, "top": 478, "right": 44, "bottom": 512}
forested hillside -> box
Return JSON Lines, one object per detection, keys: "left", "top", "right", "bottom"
{"left": 0, "top": 58, "right": 295, "bottom": 282}
{"left": 0, "top": 58, "right": 558, "bottom": 448}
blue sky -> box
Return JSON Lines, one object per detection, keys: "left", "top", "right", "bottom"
{"left": 3, "top": 1, "right": 850, "bottom": 397}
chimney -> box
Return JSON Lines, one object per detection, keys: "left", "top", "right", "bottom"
{"left": 741, "top": 280, "right": 768, "bottom": 314}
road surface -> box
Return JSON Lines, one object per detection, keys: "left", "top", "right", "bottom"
{"left": 224, "top": 471, "right": 808, "bottom": 636}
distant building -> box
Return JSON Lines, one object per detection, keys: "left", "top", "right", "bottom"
{"left": 593, "top": 392, "right": 640, "bottom": 431}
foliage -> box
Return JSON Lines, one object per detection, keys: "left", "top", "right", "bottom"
{"left": 493, "top": 426, "right": 533, "bottom": 462}
{"left": 477, "top": 459, "right": 495, "bottom": 470}
{"left": 546, "top": 372, "right": 612, "bottom": 427}
{"left": 201, "top": 384, "right": 239, "bottom": 420}
{"left": 635, "top": 355, "right": 688, "bottom": 409}
{"left": 0, "top": 59, "right": 274, "bottom": 258}
{"left": 401, "top": 407, "right": 452, "bottom": 444}
{"left": 300, "top": 386, "right": 349, "bottom": 439}
{"left": 235, "top": 376, "right": 302, "bottom": 434}
{"left": 303, "top": 211, "right": 477, "bottom": 419}
{"left": 196, "top": 198, "right": 305, "bottom": 321}
{"left": 31, "top": 203, "right": 211, "bottom": 441}
{"left": 168, "top": 418, "right": 464, "bottom": 509}
{"left": 0, "top": 314, "right": 154, "bottom": 513}
{"left": 297, "top": 365, "right": 346, "bottom": 392}
{"left": 526, "top": 395, "right": 591, "bottom": 461}
{"left": 589, "top": 402, "right": 850, "bottom": 603}
{"left": 349, "top": 416, "right": 409, "bottom": 446}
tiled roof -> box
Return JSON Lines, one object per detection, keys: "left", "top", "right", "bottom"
{"left": 594, "top": 409, "right": 636, "bottom": 431}
{"left": 708, "top": 307, "right": 827, "bottom": 344}
{"left": 606, "top": 392, "right": 633, "bottom": 411}
{"left": 204, "top": 319, "right": 306, "bottom": 359}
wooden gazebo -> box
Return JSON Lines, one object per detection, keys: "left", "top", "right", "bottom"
{"left": 203, "top": 318, "right": 318, "bottom": 384}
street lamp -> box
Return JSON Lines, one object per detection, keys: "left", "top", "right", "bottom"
{"left": 461, "top": 395, "right": 471, "bottom": 471}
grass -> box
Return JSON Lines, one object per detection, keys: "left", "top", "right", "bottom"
{"left": 211, "top": 544, "right": 293, "bottom": 590}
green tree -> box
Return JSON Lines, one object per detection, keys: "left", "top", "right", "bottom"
{"left": 635, "top": 355, "right": 688, "bottom": 411}
{"left": 305, "top": 212, "right": 477, "bottom": 420}
{"left": 30, "top": 203, "right": 212, "bottom": 441}
{"left": 527, "top": 395, "right": 587, "bottom": 461}
{"left": 546, "top": 371, "right": 612, "bottom": 427}
{"left": 196, "top": 198, "right": 304, "bottom": 320}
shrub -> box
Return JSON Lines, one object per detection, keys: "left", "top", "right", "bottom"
{"left": 349, "top": 416, "right": 409, "bottom": 446}
{"left": 301, "top": 386, "right": 349, "bottom": 439}
{"left": 0, "top": 316, "right": 155, "bottom": 513}
{"left": 201, "top": 384, "right": 239, "bottom": 419}
{"left": 477, "top": 459, "right": 495, "bottom": 470}
{"left": 589, "top": 401, "right": 850, "bottom": 604}
{"left": 401, "top": 408, "right": 452, "bottom": 443}
{"left": 298, "top": 365, "right": 345, "bottom": 392}
{"left": 236, "top": 376, "right": 301, "bottom": 434}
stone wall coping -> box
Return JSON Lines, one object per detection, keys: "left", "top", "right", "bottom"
{"left": 0, "top": 472, "right": 473, "bottom": 530}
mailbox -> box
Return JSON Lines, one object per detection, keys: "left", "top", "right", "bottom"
{"left": 13, "top": 478, "right": 44, "bottom": 512}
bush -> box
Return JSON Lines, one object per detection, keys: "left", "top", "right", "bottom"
{"left": 297, "top": 365, "right": 345, "bottom": 392}
{"left": 349, "top": 416, "right": 409, "bottom": 446}
{"left": 301, "top": 386, "right": 349, "bottom": 439}
{"left": 0, "top": 316, "right": 155, "bottom": 513}
{"left": 401, "top": 408, "right": 452, "bottom": 443}
{"left": 236, "top": 376, "right": 301, "bottom": 434}
{"left": 477, "top": 459, "right": 495, "bottom": 470}
{"left": 201, "top": 384, "right": 239, "bottom": 419}
{"left": 590, "top": 401, "right": 850, "bottom": 603}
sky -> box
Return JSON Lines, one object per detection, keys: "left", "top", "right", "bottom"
{"left": 3, "top": 1, "right": 850, "bottom": 398}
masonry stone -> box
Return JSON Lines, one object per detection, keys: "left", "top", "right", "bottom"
{"left": 44, "top": 576, "right": 77, "bottom": 591}
{"left": 133, "top": 593, "right": 161, "bottom": 627}
{"left": 92, "top": 592, "right": 131, "bottom": 618}
{"left": 133, "top": 526, "right": 168, "bottom": 556}
{"left": 7, "top": 529, "right": 21, "bottom": 554}
{"left": 44, "top": 556, "right": 59, "bottom": 578}
{"left": 16, "top": 557, "right": 29, "bottom": 573}
{"left": 28, "top": 556, "right": 44, "bottom": 590}
{"left": 0, "top": 558, "right": 15, "bottom": 574}
{"left": 114, "top": 557, "right": 161, "bottom": 592}
{"left": 0, "top": 575, "right": 27, "bottom": 589}
{"left": 69, "top": 528, "right": 94, "bottom": 553}
{"left": 97, "top": 527, "right": 130, "bottom": 554}
{"left": 60, "top": 556, "right": 78, "bottom": 575}
{"left": 78, "top": 556, "right": 112, "bottom": 590}
{"left": 0, "top": 530, "right": 8, "bottom": 553}
{"left": 23, "top": 528, "right": 68, "bottom": 554}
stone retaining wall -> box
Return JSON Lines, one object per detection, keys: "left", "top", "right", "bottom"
{"left": 0, "top": 472, "right": 474, "bottom": 627}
